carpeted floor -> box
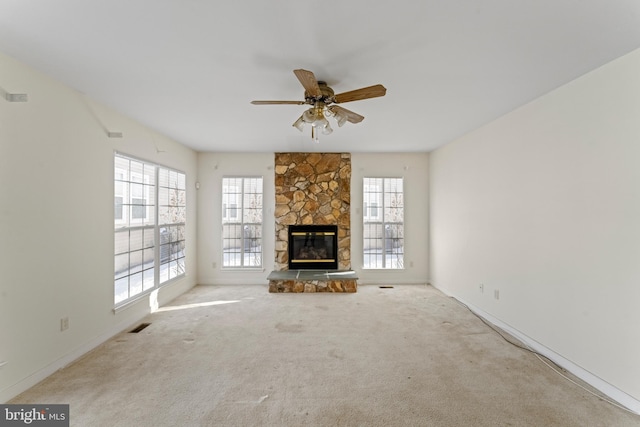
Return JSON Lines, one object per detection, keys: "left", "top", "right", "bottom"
{"left": 10, "top": 284, "right": 640, "bottom": 426}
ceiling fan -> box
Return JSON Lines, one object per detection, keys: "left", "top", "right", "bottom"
{"left": 251, "top": 69, "right": 386, "bottom": 143}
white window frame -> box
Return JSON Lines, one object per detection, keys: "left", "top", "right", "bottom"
{"left": 363, "top": 177, "right": 404, "bottom": 269}
{"left": 114, "top": 153, "right": 187, "bottom": 307}
{"left": 222, "top": 176, "right": 263, "bottom": 269}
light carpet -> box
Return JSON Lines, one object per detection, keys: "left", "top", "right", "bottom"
{"left": 11, "top": 284, "right": 640, "bottom": 426}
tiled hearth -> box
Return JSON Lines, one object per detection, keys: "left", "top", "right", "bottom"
{"left": 270, "top": 152, "right": 356, "bottom": 293}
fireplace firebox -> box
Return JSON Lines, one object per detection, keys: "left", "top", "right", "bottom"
{"left": 288, "top": 225, "right": 338, "bottom": 270}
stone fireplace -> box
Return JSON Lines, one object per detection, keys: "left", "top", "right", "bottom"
{"left": 268, "top": 152, "right": 357, "bottom": 292}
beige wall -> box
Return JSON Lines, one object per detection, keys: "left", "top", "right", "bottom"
{"left": 196, "top": 152, "right": 276, "bottom": 285}
{"left": 429, "top": 48, "right": 640, "bottom": 409}
{"left": 351, "top": 153, "right": 430, "bottom": 284}
{"left": 0, "top": 52, "right": 198, "bottom": 402}
{"left": 196, "top": 152, "right": 430, "bottom": 285}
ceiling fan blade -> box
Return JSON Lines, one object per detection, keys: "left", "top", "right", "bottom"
{"left": 251, "top": 100, "right": 305, "bottom": 105}
{"left": 334, "top": 84, "right": 387, "bottom": 103}
{"left": 293, "top": 69, "right": 321, "bottom": 97}
{"left": 330, "top": 105, "right": 365, "bottom": 124}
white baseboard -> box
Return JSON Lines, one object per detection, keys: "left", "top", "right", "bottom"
{"left": 352, "top": 279, "right": 428, "bottom": 285}
{"left": 432, "top": 285, "right": 640, "bottom": 415}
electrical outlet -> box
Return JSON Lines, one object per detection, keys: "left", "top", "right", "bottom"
{"left": 479, "top": 283, "right": 484, "bottom": 293}
{"left": 494, "top": 290, "right": 500, "bottom": 300}
{"left": 212, "top": 262, "right": 217, "bottom": 269}
{"left": 60, "top": 317, "right": 69, "bottom": 331}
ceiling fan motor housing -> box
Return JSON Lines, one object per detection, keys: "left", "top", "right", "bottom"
{"left": 305, "top": 81, "right": 335, "bottom": 105}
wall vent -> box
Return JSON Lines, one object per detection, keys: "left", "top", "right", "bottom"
{"left": 129, "top": 323, "right": 151, "bottom": 333}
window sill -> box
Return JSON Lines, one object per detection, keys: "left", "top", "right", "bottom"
{"left": 113, "top": 274, "right": 186, "bottom": 314}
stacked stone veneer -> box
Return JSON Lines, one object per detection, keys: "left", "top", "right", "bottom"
{"left": 271, "top": 152, "right": 355, "bottom": 292}
{"left": 269, "top": 279, "right": 357, "bottom": 293}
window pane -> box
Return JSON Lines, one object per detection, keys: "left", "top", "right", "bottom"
{"left": 143, "top": 248, "right": 155, "bottom": 267}
{"left": 169, "top": 170, "right": 179, "bottom": 188}
{"left": 130, "top": 161, "right": 143, "bottom": 183}
{"left": 131, "top": 204, "right": 145, "bottom": 222}
{"left": 114, "top": 277, "right": 129, "bottom": 304}
{"left": 144, "top": 164, "right": 156, "bottom": 186}
{"left": 115, "top": 253, "right": 129, "bottom": 279}
{"left": 158, "top": 186, "right": 169, "bottom": 206}
{"left": 177, "top": 258, "right": 186, "bottom": 276}
{"left": 130, "top": 272, "right": 143, "bottom": 296}
{"left": 159, "top": 263, "right": 169, "bottom": 283}
{"left": 130, "top": 229, "right": 143, "bottom": 251}
{"left": 143, "top": 268, "right": 155, "bottom": 291}
{"left": 168, "top": 260, "right": 177, "bottom": 279}
{"left": 115, "top": 156, "right": 130, "bottom": 179}
{"left": 158, "top": 206, "right": 170, "bottom": 224}
{"left": 130, "top": 250, "right": 143, "bottom": 274}
{"left": 115, "top": 196, "right": 123, "bottom": 220}
{"left": 158, "top": 168, "right": 169, "bottom": 187}
{"left": 174, "top": 206, "right": 186, "bottom": 224}
{"left": 115, "top": 231, "right": 129, "bottom": 255}
{"left": 143, "top": 228, "right": 154, "bottom": 248}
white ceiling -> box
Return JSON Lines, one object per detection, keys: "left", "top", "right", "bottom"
{"left": 1, "top": 1, "right": 640, "bottom": 153}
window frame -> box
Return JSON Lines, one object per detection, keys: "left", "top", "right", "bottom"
{"left": 221, "top": 176, "right": 263, "bottom": 269}
{"left": 114, "top": 152, "right": 187, "bottom": 308}
{"left": 362, "top": 177, "right": 404, "bottom": 269}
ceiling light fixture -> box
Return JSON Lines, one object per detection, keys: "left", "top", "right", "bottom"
{"left": 293, "top": 102, "right": 350, "bottom": 143}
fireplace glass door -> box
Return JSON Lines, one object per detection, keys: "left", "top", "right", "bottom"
{"left": 288, "top": 225, "right": 338, "bottom": 270}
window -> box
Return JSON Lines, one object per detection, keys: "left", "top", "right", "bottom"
{"left": 222, "top": 177, "right": 263, "bottom": 268}
{"left": 114, "top": 153, "right": 186, "bottom": 306}
{"left": 363, "top": 177, "right": 404, "bottom": 269}
{"left": 158, "top": 168, "right": 186, "bottom": 283}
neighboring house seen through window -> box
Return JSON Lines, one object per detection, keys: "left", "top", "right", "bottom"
{"left": 114, "top": 153, "right": 186, "bottom": 306}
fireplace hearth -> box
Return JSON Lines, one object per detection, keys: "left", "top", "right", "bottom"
{"left": 288, "top": 225, "right": 338, "bottom": 270}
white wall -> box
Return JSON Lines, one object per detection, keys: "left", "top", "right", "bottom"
{"left": 196, "top": 152, "right": 430, "bottom": 286}
{"left": 351, "top": 153, "right": 429, "bottom": 284}
{"left": 197, "top": 153, "right": 276, "bottom": 285}
{"left": 0, "top": 52, "right": 198, "bottom": 402}
{"left": 429, "top": 48, "right": 640, "bottom": 408}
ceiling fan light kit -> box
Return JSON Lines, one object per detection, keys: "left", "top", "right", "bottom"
{"left": 251, "top": 69, "right": 386, "bottom": 143}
